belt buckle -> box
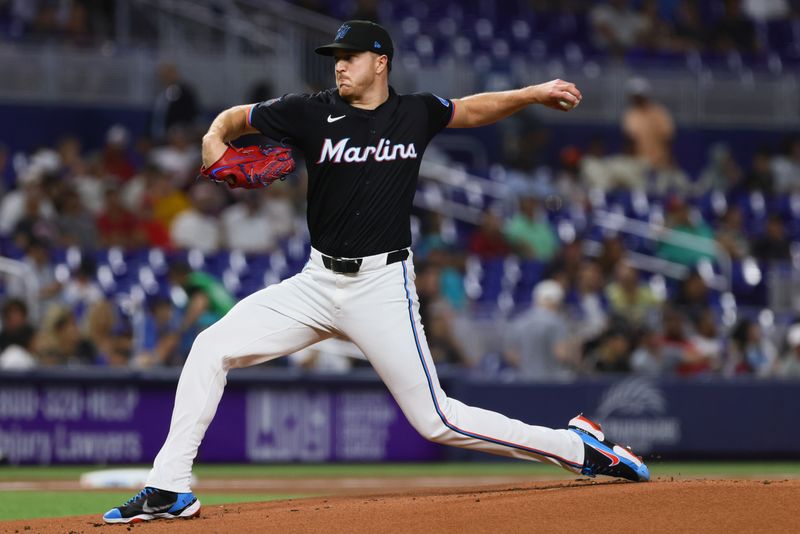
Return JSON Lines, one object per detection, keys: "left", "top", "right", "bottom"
{"left": 326, "top": 256, "right": 361, "bottom": 274}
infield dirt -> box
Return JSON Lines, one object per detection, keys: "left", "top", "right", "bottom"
{"left": 2, "top": 478, "right": 797, "bottom": 533}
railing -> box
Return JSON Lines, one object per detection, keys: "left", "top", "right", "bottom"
{"left": 416, "top": 156, "right": 732, "bottom": 290}
{"left": 592, "top": 209, "right": 732, "bottom": 292}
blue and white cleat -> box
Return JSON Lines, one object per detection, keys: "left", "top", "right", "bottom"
{"left": 569, "top": 414, "right": 650, "bottom": 482}
{"left": 103, "top": 486, "right": 201, "bottom": 524}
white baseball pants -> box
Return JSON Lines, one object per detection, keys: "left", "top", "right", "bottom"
{"left": 146, "top": 249, "right": 585, "bottom": 492}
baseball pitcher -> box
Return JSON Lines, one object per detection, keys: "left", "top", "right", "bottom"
{"left": 104, "top": 20, "right": 649, "bottom": 524}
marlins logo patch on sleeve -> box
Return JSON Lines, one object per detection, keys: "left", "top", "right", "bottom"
{"left": 433, "top": 94, "right": 450, "bottom": 107}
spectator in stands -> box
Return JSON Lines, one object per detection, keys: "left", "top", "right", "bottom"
{"left": 656, "top": 197, "right": 716, "bottom": 267}
{"left": 37, "top": 305, "right": 96, "bottom": 366}
{"left": 505, "top": 280, "right": 580, "bottom": 381}
{"left": 630, "top": 326, "right": 666, "bottom": 374}
{"left": 752, "top": 214, "right": 791, "bottom": 262}
{"left": 117, "top": 162, "right": 173, "bottom": 248}
{"left": 171, "top": 182, "right": 222, "bottom": 252}
{"left": 96, "top": 186, "right": 142, "bottom": 249}
{"left": 148, "top": 166, "right": 191, "bottom": 230}
{"left": 637, "top": 0, "right": 673, "bottom": 52}
{"left": 503, "top": 194, "right": 559, "bottom": 261}
{"left": 0, "top": 165, "right": 55, "bottom": 237}
{"left": 413, "top": 212, "right": 467, "bottom": 311}
{"left": 715, "top": 206, "right": 750, "bottom": 260}
{"left": 101, "top": 125, "right": 137, "bottom": 182}
{"left": 263, "top": 182, "right": 300, "bottom": 240}
{"left": 712, "top": 0, "right": 759, "bottom": 54}
{"left": 415, "top": 262, "right": 468, "bottom": 366}
{"left": 468, "top": 209, "right": 511, "bottom": 259}
{"left": 586, "top": 326, "right": 633, "bottom": 374}
{"left": 604, "top": 137, "right": 649, "bottom": 192}
{"left": 167, "top": 262, "right": 236, "bottom": 354}
{"left": 652, "top": 157, "right": 693, "bottom": 197}
{"left": 11, "top": 182, "right": 58, "bottom": 249}
{"left": 622, "top": 77, "right": 675, "bottom": 170}
{"left": 668, "top": 0, "right": 710, "bottom": 52}
{"left": 579, "top": 136, "right": 612, "bottom": 192}
{"left": 121, "top": 162, "right": 160, "bottom": 213}
{"left": 660, "top": 307, "right": 712, "bottom": 376}
{"left": 554, "top": 145, "right": 588, "bottom": 209}
{"left": 598, "top": 235, "right": 626, "bottom": 278}
{"left": 85, "top": 299, "right": 131, "bottom": 367}
{"left": 5, "top": 238, "right": 62, "bottom": 320}
{"left": 606, "top": 262, "right": 661, "bottom": 326}
{"left": 675, "top": 270, "right": 712, "bottom": 324}
{"left": 689, "top": 308, "right": 724, "bottom": 371}
{"left": 0, "top": 322, "right": 37, "bottom": 370}
{"left": 779, "top": 323, "right": 800, "bottom": 378}
{"left": 771, "top": 136, "right": 800, "bottom": 194}
{"left": 61, "top": 257, "right": 104, "bottom": 321}
{"left": 745, "top": 149, "right": 775, "bottom": 194}
{"left": 0, "top": 298, "right": 34, "bottom": 353}
{"left": 54, "top": 189, "right": 97, "bottom": 249}
{"left": 222, "top": 189, "right": 278, "bottom": 253}
{"left": 415, "top": 211, "right": 450, "bottom": 261}
{"left": 695, "top": 143, "right": 745, "bottom": 196}
{"left": 590, "top": 0, "right": 648, "bottom": 55}
{"left": 150, "top": 63, "right": 199, "bottom": 142}
{"left": 149, "top": 125, "right": 201, "bottom": 187}
{"left": 73, "top": 154, "right": 108, "bottom": 215}
{"left": 544, "top": 238, "right": 585, "bottom": 291}
{"left": 56, "top": 136, "right": 85, "bottom": 180}
{"left": 566, "top": 260, "right": 609, "bottom": 345}
{"left": 132, "top": 296, "right": 183, "bottom": 368}
{"left": 727, "top": 318, "right": 779, "bottom": 377}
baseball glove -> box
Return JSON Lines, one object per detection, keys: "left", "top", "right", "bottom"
{"left": 200, "top": 145, "right": 295, "bottom": 189}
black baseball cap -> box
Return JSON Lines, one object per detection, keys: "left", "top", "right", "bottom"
{"left": 315, "top": 20, "right": 394, "bottom": 61}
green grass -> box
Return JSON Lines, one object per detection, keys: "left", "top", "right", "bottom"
{"left": 0, "top": 492, "right": 303, "bottom": 521}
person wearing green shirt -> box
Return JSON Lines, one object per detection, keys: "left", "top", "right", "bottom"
{"left": 503, "top": 195, "right": 560, "bottom": 261}
{"left": 657, "top": 198, "right": 716, "bottom": 267}
{"left": 168, "top": 262, "right": 236, "bottom": 337}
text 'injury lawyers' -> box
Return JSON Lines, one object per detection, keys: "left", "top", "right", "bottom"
{"left": 317, "top": 138, "right": 418, "bottom": 164}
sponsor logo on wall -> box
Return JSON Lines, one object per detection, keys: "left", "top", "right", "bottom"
{"left": 245, "top": 389, "right": 398, "bottom": 462}
{"left": 0, "top": 386, "right": 142, "bottom": 464}
{"left": 592, "top": 377, "right": 681, "bottom": 453}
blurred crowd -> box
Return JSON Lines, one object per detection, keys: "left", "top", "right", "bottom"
{"left": 2, "top": 83, "right": 798, "bottom": 378}
{"left": 3, "top": 0, "right": 800, "bottom": 64}
{"left": 1, "top": 0, "right": 799, "bottom": 380}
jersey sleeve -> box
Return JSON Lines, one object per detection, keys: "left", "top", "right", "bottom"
{"left": 414, "top": 92, "right": 456, "bottom": 141}
{"left": 247, "top": 93, "right": 308, "bottom": 145}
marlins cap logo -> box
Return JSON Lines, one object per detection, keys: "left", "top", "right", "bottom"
{"left": 335, "top": 24, "right": 351, "bottom": 41}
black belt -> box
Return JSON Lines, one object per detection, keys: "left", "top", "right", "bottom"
{"left": 321, "top": 249, "right": 409, "bottom": 274}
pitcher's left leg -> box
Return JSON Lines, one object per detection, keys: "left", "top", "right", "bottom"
{"left": 340, "top": 260, "right": 585, "bottom": 472}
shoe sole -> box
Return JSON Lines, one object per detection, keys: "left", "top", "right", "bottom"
{"left": 103, "top": 499, "right": 201, "bottom": 524}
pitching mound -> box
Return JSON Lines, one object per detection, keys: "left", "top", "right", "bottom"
{"left": 5, "top": 479, "right": 798, "bottom": 533}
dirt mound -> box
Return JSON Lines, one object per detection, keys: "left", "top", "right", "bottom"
{"left": 5, "top": 479, "right": 798, "bottom": 534}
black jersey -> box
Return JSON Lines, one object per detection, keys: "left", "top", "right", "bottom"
{"left": 247, "top": 86, "right": 454, "bottom": 258}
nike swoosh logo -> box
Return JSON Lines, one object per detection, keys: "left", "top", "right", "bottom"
{"left": 327, "top": 114, "right": 346, "bottom": 123}
{"left": 142, "top": 500, "right": 173, "bottom": 514}
{"left": 597, "top": 447, "right": 620, "bottom": 466}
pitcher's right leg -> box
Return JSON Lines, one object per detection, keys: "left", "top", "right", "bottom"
{"left": 104, "top": 270, "right": 334, "bottom": 524}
